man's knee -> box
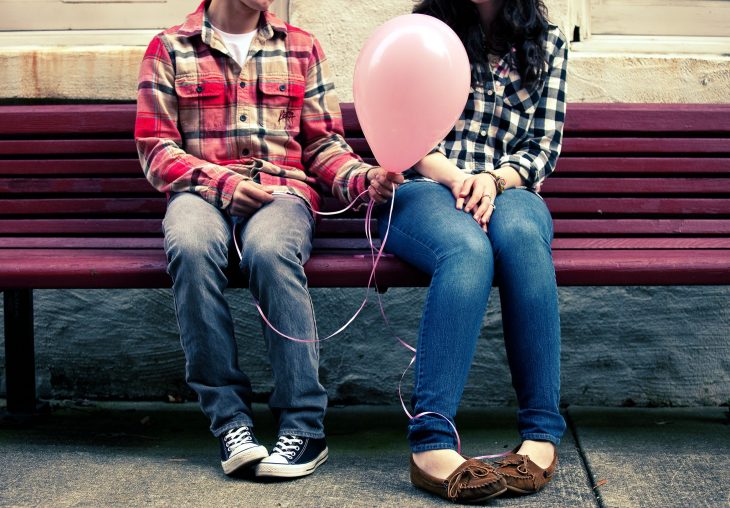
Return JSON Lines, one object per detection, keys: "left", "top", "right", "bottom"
{"left": 167, "top": 229, "right": 228, "bottom": 267}
{"left": 164, "top": 196, "right": 230, "bottom": 267}
{"left": 241, "top": 237, "right": 302, "bottom": 279}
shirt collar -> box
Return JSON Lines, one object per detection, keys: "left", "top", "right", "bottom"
{"left": 177, "top": 1, "right": 288, "bottom": 42}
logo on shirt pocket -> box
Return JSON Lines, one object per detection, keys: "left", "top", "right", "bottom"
{"left": 258, "top": 75, "right": 305, "bottom": 130}
{"left": 278, "top": 109, "right": 296, "bottom": 125}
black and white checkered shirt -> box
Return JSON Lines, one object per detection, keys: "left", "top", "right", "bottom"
{"left": 426, "top": 25, "right": 568, "bottom": 189}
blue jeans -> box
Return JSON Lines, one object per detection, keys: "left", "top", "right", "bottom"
{"left": 377, "top": 180, "right": 566, "bottom": 452}
{"left": 163, "top": 192, "right": 327, "bottom": 439}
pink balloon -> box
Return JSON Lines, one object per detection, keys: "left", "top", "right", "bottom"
{"left": 353, "top": 14, "right": 471, "bottom": 173}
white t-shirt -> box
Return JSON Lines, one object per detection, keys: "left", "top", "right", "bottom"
{"left": 212, "top": 25, "right": 257, "bottom": 67}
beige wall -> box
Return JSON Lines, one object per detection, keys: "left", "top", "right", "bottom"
{"left": 292, "top": 0, "right": 730, "bottom": 103}
{"left": 0, "top": 0, "right": 728, "bottom": 102}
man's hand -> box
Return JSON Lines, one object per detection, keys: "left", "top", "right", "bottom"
{"left": 455, "top": 174, "right": 497, "bottom": 232}
{"left": 366, "top": 167, "right": 405, "bottom": 204}
{"left": 228, "top": 180, "right": 275, "bottom": 217}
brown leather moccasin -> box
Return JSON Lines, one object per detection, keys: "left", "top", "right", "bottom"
{"left": 410, "top": 456, "right": 507, "bottom": 503}
{"left": 493, "top": 449, "right": 558, "bottom": 495}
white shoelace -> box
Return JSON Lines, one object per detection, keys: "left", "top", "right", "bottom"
{"left": 271, "top": 435, "right": 303, "bottom": 460}
{"left": 223, "top": 426, "right": 254, "bottom": 452}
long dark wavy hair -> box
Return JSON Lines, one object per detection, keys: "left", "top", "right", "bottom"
{"left": 413, "top": 0, "right": 549, "bottom": 89}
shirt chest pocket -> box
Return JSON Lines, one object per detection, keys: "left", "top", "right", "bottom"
{"left": 257, "top": 75, "right": 306, "bottom": 130}
{"left": 500, "top": 70, "right": 542, "bottom": 115}
{"left": 175, "top": 75, "right": 227, "bottom": 131}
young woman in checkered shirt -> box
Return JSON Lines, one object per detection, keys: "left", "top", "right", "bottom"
{"left": 377, "top": 0, "right": 569, "bottom": 502}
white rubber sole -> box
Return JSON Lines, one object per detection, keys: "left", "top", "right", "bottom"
{"left": 221, "top": 445, "right": 269, "bottom": 475}
{"left": 254, "top": 447, "right": 329, "bottom": 478}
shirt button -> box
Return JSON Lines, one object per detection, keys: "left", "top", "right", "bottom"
{"left": 279, "top": 84, "right": 287, "bottom": 92}
{"left": 242, "top": 148, "right": 250, "bottom": 156}
{"left": 480, "top": 130, "right": 488, "bottom": 137}
{"left": 196, "top": 85, "right": 204, "bottom": 93}
{"left": 239, "top": 82, "right": 246, "bottom": 88}
{"left": 240, "top": 114, "right": 247, "bottom": 122}
{"left": 487, "top": 90, "right": 494, "bottom": 96}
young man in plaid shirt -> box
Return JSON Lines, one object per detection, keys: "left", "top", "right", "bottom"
{"left": 135, "top": 0, "right": 401, "bottom": 479}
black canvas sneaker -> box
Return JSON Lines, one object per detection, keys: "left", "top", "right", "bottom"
{"left": 219, "top": 426, "right": 269, "bottom": 475}
{"left": 254, "top": 435, "right": 328, "bottom": 478}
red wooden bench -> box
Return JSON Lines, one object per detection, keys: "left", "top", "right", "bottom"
{"left": 1, "top": 103, "right": 729, "bottom": 421}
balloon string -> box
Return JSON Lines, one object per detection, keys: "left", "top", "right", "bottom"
{"left": 234, "top": 187, "right": 510, "bottom": 460}
{"left": 389, "top": 286, "right": 508, "bottom": 459}
{"left": 308, "top": 189, "right": 371, "bottom": 216}
{"left": 371, "top": 193, "right": 508, "bottom": 460}
{"left": 232, "top": 189, "right": 393, "bottom": 344}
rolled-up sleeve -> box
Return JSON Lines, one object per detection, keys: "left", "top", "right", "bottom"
{"left": 497, "top": 31, "right": 568, "bottom": 188}
{"left": 299, "top": 36, "right": 373, "bottom": 207}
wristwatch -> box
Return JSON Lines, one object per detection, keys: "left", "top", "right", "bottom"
{"left": 484, "top": 170, "right": 506, "bottom": 194}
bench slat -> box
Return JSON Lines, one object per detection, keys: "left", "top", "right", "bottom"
{"left": 0, "top": 159, "right": 142, "bottom": 176}
{"left": 4, "top": 237, "right": 730, "bottom": 250}
{"left": 0, "top": 198, "right": 165, "bottom": 215}
{"left": 4, "top": 177, "right": 727, "bottom": 196}
{"left": 546, "top": 198, "right": 730, "bottom": 215}
{"left": 0, "top": 249, "right": 426, "bottom": 289}
{"left": 0, "top": 217, "right": 375, "bottom": 235}
{"left": 0, "top": 219, "right": 163, "bottom": 234}
{"left": 541, "top": 178, "right": 730, "bottom": 194}
{"left": 564, "top": 103, "right": 730, "bottom": 134}
{"left": 2, "top": 218, "right": 728, "bottom": 236}
{"left": 1, "top": 103, "right": 728, "bottom": 137}
{"left": 563, "top": 138, "right": 730, "bottom": 155}
{"left": 0, "top": 139, "right": 136, "bottom": 156}
{"left": 5, "top": 103, "right": 728, "bottom": 137}
{"left": 1, "top": 158, "right": 727, "bottom": 178}
{"left": 555, "top": 157, "right": 730, "bottom": 174}
{"left": 1, "top": 238, "right": 165, "bottom": 249}
{"left": 342, "top": 103, "right": 730, "bottom": 135}
{"left": 1, "top": 248, "right": 728, "bottom": 288}
{"left": 0, "top": 236, "right": 380, "bottom": 251}
{"left": 553, "top": 219, "right": 730, "bottom": 235}
{"left": 0, "top": 104, "right": 136, "bottom": 135}
{"left": 553, "top": 238, "right": 730, "bottom": 249}
{"left": 3, "top": 197, "right": 726, "bottom": 217}
{"left": 553, "top": 249, "right": 730, "bottom": 285}
{"left": 0, "top": 178, "right": 157, "bottom": 194}
{"left": 3, "top": 137, "right": 726, "bottom": 157}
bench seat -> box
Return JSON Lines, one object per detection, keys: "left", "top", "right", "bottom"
{"left": 1, "top": 247, "right": 729, "bottom": 289}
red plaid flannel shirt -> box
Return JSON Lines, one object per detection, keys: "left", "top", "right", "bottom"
{"left": 135, "top": 1, "right": 370, "bottom": 213}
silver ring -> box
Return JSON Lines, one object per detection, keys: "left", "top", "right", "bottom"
{"left": 489, "top": 203, "right": 496, "bottom": 210}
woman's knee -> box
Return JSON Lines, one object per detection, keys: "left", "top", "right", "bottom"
{"left": 451, "top": 228, "right": 491, "bottom": 263}
{"left": 490, "top": 190, "right": 553, "bottom": 250}
{"left": 437, "top": 227, "right": 493, "bottom": 288}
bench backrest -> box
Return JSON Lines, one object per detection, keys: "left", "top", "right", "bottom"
{"left": 1, "top": 103, "right": 729, "bottom": 252}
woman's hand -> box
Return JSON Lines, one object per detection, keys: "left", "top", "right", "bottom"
{"left": 455, "top": 174, "right": 497, "bottom": 232}
{"left": 366, "top": 167, "right": 404, "bottom": 204}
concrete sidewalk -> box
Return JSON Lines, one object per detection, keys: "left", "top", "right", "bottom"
{"left": 0, "top": 402, "right": 727, "bottom": 507}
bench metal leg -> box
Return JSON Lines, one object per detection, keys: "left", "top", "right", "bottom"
{"left": 2, "top": 289, "right": 46, "bottom": 423}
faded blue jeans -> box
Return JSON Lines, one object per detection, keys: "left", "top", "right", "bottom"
{"left": 378, "top": 180, "right": 566, "bottom": 452}
{"left": 163, "top": 192, "right": 327, "bottom": 439}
